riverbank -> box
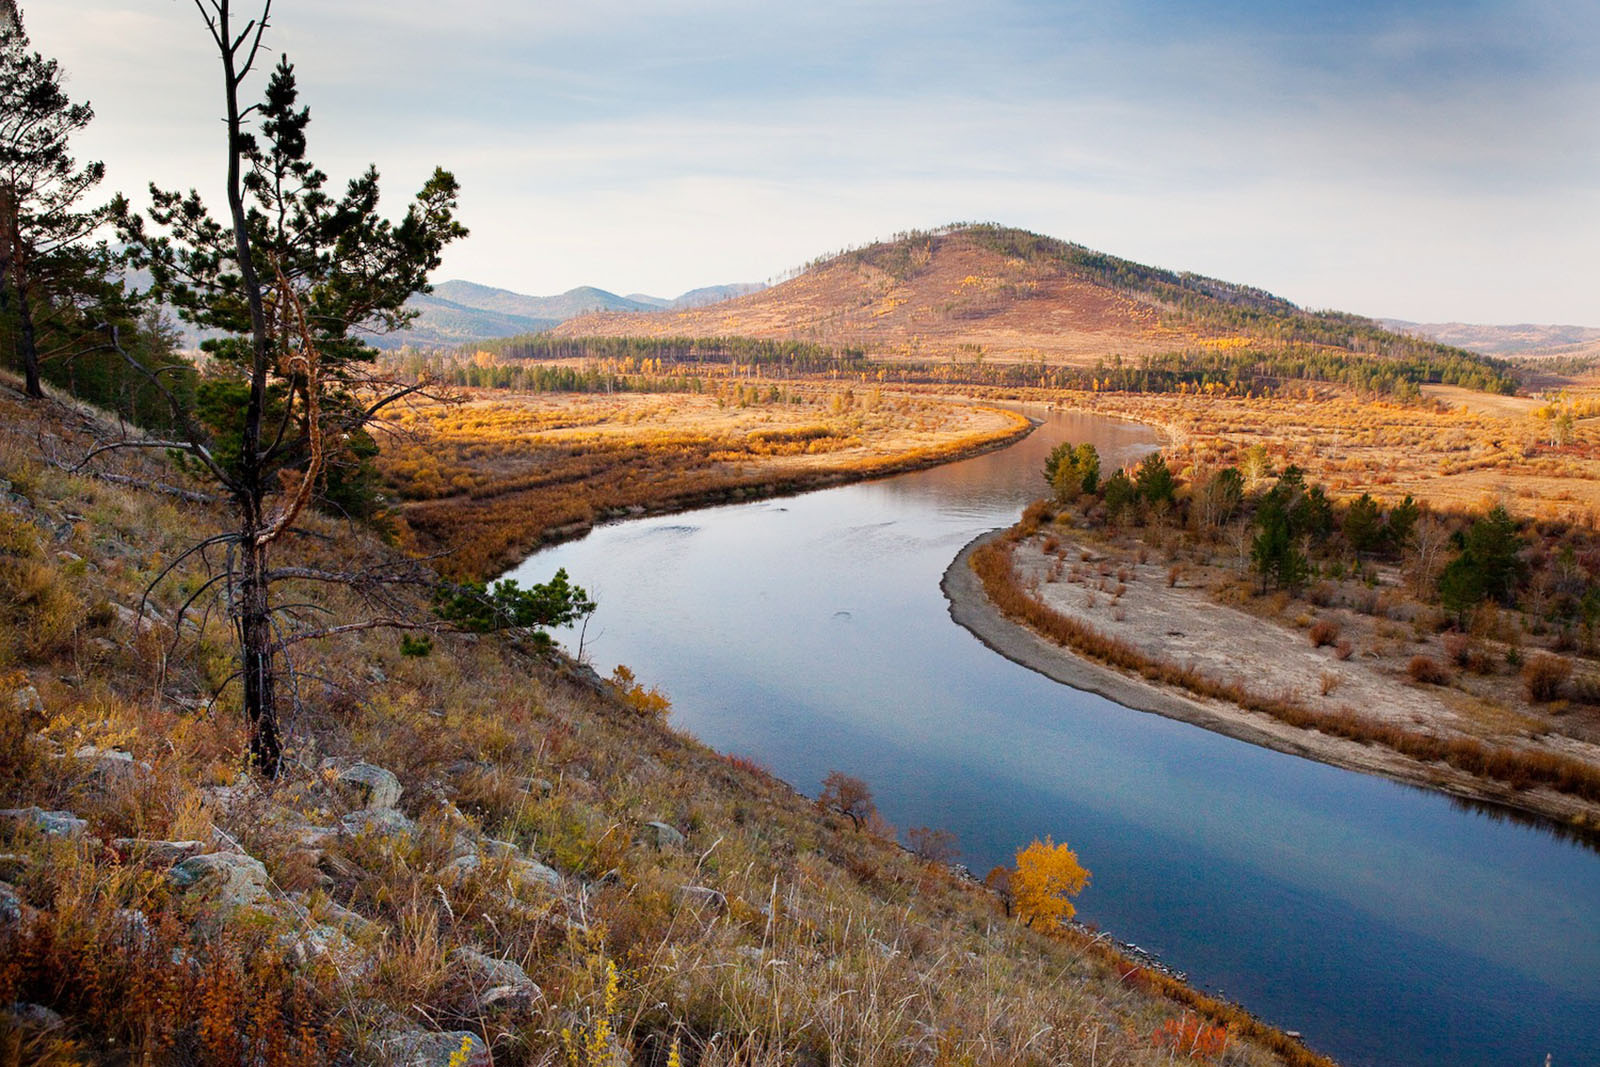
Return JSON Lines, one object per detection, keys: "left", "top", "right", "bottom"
{"left": 382, "top": 388, "right": 1034, "bottom": 578}
{"left": 944, "top": 528, "right": 1600, "bottom": 836}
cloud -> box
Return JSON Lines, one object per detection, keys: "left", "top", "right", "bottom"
{"left": 20, "top": 0, "right": 1600, "bottom": 322}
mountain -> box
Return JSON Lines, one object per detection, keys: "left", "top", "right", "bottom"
{"left": 551, "top": 224, "right": 1484, "bottom": 370}
{"left": 1381, "top": 320, "right": 1600, "bottom": 360}
{"left": 378, "top": 280, "right": 766, "bottom": 349}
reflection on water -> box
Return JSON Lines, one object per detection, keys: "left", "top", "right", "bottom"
{"left": 507, "top": 406, "right": 1600, "bottom": 1067}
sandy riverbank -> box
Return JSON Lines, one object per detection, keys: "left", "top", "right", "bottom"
{"left": 942, "top": 529, "right": 1600, "bottom": 835}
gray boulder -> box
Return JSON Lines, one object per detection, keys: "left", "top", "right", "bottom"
{"left": 114, "top": 838, "right": 205, "bottom": 867}
{"left": 340, "top": 807, "right": 415, "bottom": 838}
{"left": 3, "top": 1002, "right": 63, "bottom": 1032}
{"left": 9, "top": 684, "right": 42, "bottom": 717}
{"left": 0, "top": 880, "right": 24, "bottom": 926}
{"left": 0, "top": 806, "right": 86, "bottom": 838}
{"left": 168, "top": 852, "right": 270, "bottom": 908}
{"left": 640, "top": 820, "right": 685, "bottom": 849}
{"left": 336, "top": 762, "right": 402, "bottom": 811}
{"left": 449, "top": 946, "right": 541, "bottom": 1015}
{"left": 378, "top": 1029, "right": 492, "bottom": 1067}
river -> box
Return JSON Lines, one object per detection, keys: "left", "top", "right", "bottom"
{"left": 504, "top": 406, "right": 1600, "bottom": 1067}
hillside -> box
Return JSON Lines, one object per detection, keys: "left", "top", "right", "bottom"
{"left": 553, "top": 225, "right": 1492, "bottom": 373}
{"left": 0, "top": 380, "right": 1329, "bottom": 1066}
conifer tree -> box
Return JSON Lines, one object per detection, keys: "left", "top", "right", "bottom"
{"left": 0, "top": 3, "right": 111, "bottom": 398}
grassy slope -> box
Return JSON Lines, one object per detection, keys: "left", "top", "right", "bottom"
{"left": 0, "top": 382, "right": 1331, "bottom": 1066}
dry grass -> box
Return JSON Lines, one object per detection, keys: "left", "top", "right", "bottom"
{"left": 0, "top": 382, "right": 1317, "bottom": 1066}
{"left": 379, "top": 387, "right": 1029, "bottom": 577}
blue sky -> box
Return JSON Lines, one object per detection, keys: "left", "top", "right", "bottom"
{"left": 26, "top": 0, "right": 1600, "bottom": 323}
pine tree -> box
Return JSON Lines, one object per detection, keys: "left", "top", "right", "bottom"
{"left": 0, "top": 3, "right": 111, "bottom": 398}
{"left": 97, "top": 1, "right": 466, "bottom": 776}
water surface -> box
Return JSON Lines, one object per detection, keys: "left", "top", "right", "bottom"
{"left": 507, "top": 408, "right": 1600, "bottom": 1067}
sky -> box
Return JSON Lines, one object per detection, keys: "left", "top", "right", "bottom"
{"left": 23, "top": 0, "right": 1600, "bottom": 324}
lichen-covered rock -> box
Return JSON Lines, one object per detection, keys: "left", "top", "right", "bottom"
{"left": 340, "top": 807, "right": 415, "bottom": 838}
{"left": 114, "top": 838, "right": 205, "bottom": 867}
{"left": 0, "top": 880, "right": 25, "bottom": 927}
{"left": 0, "top": 806, "right": 87, "bottom": 838}
{"left": 168, "top": 851, "right": 270, "bottom": 908}
{"left": 3, "top": 1001, "right": 63, "bottom": 1032}
{"left": 449, "top": 947, "right": 541, "bottom": 1015}
{"left": 9, "top": 684, "right": 42, "bottom": 717}
{"left": 280, "top": 922, "right": 370, "bottom": 972}
{"left": 640, "top": 820, "right": 685, "bottom": 849}
{"left": 377, "top": 1029, "right": 492, "bottom": 1067}
{"left": 336, "top": 762, "right": 402, "bottom": 811}
{"left": 511, "top": 857, "right": 560, "bottom": 891}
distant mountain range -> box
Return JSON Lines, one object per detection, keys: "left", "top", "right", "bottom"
{"left": 376, "top": 280, "right": 767, "bottom": 350}
{"left": 1380, "top": 321, "right": 1600, "bottom": 360}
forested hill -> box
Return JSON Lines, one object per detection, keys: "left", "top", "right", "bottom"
{"left": 549, "top": 224, "right": 1512, "bottom": 391}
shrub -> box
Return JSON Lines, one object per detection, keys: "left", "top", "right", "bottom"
{"left": 1522, "top": 654, "right": 1572, "bottom": 703}
{"left": 1407, "top": 656, "right": 1451, "bottom": 685}
{"left": 1308, "top": 620, "right": 1341, "bottom": 647}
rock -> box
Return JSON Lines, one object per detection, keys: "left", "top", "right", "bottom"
{"left": 114, "top": 838, "right": 206, "bottom": 867}
{"left": 168, "top": 852, "right": 270, "bottom": 908}
{"left": 313, "top": 897, "right": 379, "bottom": 939}
{"left": 510, "top": 858, "right": 560, "bottom": 892}
{"left": 0, "top": 881, "right": 24, "bottom": 926}
{"left": 280, "top": 922, "right": 369, "bottom": 972}
{"left": 199, "top": 778, "right": 259, "bottom": 818}
{"left": 111, "top": 602, "right": 165, "bottom": 636}
{"left": 377, "top": 1029, "right": 492, "bottom": 1067}
{"left": 9, "top": 684, "right": 42, "bottom": 717}
{"left": 0, "top": 806, "right": 87, "bottom": 838}
{"left": 677, "top": 885, "right": 728, "bottom": 914}
{"left": 340, "top": 807, "right": 415, "bottom": 838}
{"left": 336, "top": 762, "right": 402, "bottom": 811}
{"left": 74, "top": 745, "right": 152, "bottom": 784}
{"left": 113, "top": 908, "right": 153, "bottom": 947}
{"left": 449, "top": 947, "right": 541, "bottom": 1015}
{"left": 640, "top": 821, "right": 685, "bottom": 849}
{"left": 3, "top": 1002, "right": 63, "bottom": 1032}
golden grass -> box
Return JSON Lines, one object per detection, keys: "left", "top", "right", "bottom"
{"left": 0, "top": 382, "right": 1313, "bottom": 1066}
{"left": 379, "top": 387, "right": 1030, "bottom": 578}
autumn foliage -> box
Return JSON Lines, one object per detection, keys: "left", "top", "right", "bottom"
{"left": 1011, "top": 836, "right": 1090, "bottom": 929}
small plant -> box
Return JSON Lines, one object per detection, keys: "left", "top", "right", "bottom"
{"left": 1308, "top": 619, "right": 1340, "bottom": 647}
{"left": 1152, "top": 1013, "right": 1230, "bottom": 1059}
{"left": 399, "top": 634, "right": 433, "bottom": 657}
{"left": 609, "top": 664, "right": 671, "bottom": 719}
{"left": 1333, "top": 639, "right": 1353, "bottom": 661}
{"left": 1319, "top": 671, "right": 1340, "bottom": 696}
{"left": 1522, "top": 654, "right": 1572, "bottom": 703}
{"left": 1408, "top": 655, "right": 1451, "bottom": 685}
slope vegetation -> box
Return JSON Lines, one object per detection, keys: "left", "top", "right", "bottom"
{"left": 0, "top": 380, "right": 1331, "bottom": 1065}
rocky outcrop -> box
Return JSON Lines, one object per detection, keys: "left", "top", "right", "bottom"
{"left": 640, "top": 820, "right": 684, "bottom": 849}
{"left": 377, "top": 1029, "right": 492, "bottom": 1067}
{"left": 168, "top": 852, "right": 270, "bottom": 908}
{"left": 448, "top": 946, "right": 542, "bottom": 1017}
{"left": 336, "top": 762, "right": 403, "bottom": 811}
{"left": 0, "top": 806, "right": 86, "bottom": 838}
